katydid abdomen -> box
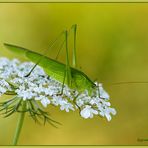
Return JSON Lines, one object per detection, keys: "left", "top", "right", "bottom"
{"left": 4, "top": 43, "right": 95, "bottom": 93}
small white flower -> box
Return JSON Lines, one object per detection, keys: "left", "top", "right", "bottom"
{"left": 0, "top": 86, "right": 6, "bottom": 96}
{"left": 51, "top": 95, "right": 62, "bottom": 106}
{"left": 80, "top": 105, "right": 98, "bottom": 119}
{"left": 0, "top": 57, "right": 9, "bottom": 68}
{"left": 76, "top": 99, "right": 84, "bottom": 107}
{"left": 99, "top": 107, "right": 116, "bottom": 121}
{"left": 99, "top": 83, "right": 110, "bottom": 100}
{"left": 16, "top": 86, "right": 37, "bottom": 101}
{"left": 35, "top": 95, "right": 50, "bottom": 107}
{"left": 0, "top": 79, "right": 9, "bottom": 88}
{"left": 59, "top": 99, "right": 74, "bottom": 112}
{"left": 41, "top": 98, "right": 50, "bottom": 108}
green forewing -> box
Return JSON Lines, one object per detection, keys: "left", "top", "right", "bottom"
{"left": 4, "top": 43, "right": 95, "bottom": 93}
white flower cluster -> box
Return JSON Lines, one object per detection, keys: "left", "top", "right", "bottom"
{"left": 0, "top": 57, "right": 116, "bottom": 121}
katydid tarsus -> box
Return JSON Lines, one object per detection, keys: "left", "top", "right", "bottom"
{"left": 4, "top": 24, "right": 96, "bottom": 95}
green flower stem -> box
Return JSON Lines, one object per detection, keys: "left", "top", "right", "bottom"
{"left": 12, "top": 101, "right": 26, "bottom": 145}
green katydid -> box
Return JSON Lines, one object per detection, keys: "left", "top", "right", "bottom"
{"left": 4, "top": 24, "right": 96, "bottom": 95}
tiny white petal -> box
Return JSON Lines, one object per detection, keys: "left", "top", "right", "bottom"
{"left": 80, "top": 105, "right": 98, "bottom": 119}
{"left": 41, "top": 97, "right": 50, "bottom": 108}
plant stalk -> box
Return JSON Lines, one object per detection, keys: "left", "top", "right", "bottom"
{"left": 12, "top": 101, "right": 26, "bottom": 145}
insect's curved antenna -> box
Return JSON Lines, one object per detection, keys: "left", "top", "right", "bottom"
{"left": 99, "top": 81, "right": 148, "bottom": 87}
{"left": 111, "top": 81, "right": 148, "bottom": 85}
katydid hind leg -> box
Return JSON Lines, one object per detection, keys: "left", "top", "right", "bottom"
{"left": 65, "top": 30, "right": 72, "bottom": 87}
{"left": 71, "top": 24, "right": 78, "bottom": 68}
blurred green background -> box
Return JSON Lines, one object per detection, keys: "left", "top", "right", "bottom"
{"left": 0, "top": 3, "right": 148, "bottom": 145}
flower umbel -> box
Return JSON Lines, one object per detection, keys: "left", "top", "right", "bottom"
{"left": 0, "top": 57, "right": 116, "bottom": 125}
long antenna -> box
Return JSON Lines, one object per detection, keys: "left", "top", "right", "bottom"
{"left": 111, "top": 81, "right": 148, "bottom": 85}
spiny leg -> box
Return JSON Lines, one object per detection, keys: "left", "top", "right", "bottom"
{"left": 71, "top": 24, "right": 78, "bottom": 68}
{"left": 65, "top": 30, "right": 72, "bottom": 87}
{"left": 59, "top": 30, "right": 72, "bottom": 94}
